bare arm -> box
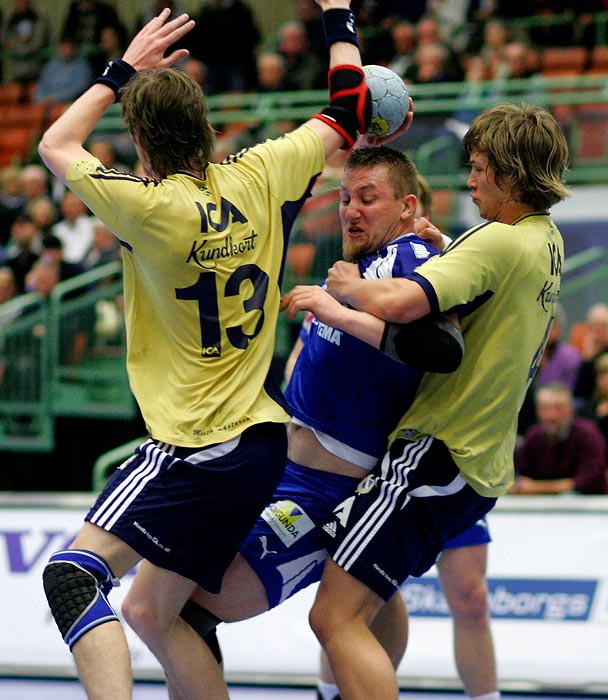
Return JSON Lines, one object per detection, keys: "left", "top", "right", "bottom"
{"left": 38, "top": 9, "right": 194, "bottom": 183}
{"left": 325, "top": 261, "right": 432, "bottom": 323}
{"left": 281, "top": 284, "right": 386, "bottom": 348}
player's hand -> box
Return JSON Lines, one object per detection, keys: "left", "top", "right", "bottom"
{"left": 281, "top": 285, "right": 347, "bottom": 327}
{"left": 122, "top": 8, "right": 195, "bottom": 72}
{"left": 355, "top": 96, "right": 414, "bottom": 148}
{"left": 414, "top": 216, "right": 445, "bottom": 250}
{"left": 325, "top": 260, "right": 360, "bottom": 302}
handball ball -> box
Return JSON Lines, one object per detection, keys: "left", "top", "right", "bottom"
{"left": 363, "top": 65, "right": 409, "bottom": 138}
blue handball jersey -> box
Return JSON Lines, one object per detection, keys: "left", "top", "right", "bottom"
{"left": 285, "top": 233, "right": 438, "bottom": 465}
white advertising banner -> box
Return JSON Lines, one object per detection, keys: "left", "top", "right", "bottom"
{"left": 1, "top": 494, "right": 607, "bottom": 693}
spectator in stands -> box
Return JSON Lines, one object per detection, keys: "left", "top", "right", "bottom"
{"left": 181, "top": 57, "right": 207, "bottom": 90}
{"left": 88, "top": 140, "right": 130, "bottom": 173}
{"left": 512, "top": 382, "right": 608, "bottom": 495}
{"left": 518, "top": 304, "right": 582, "bottom": 435}
{"left": 537, "top": 305, "right": 582, "bottom": 391}
{"left": 19, "top": 164, "right": 49, "bottom": 203}
{"left": 4, "top": 211, "right": 41, "bottom": 293}
{"left": 574, "top": 303, "right": 608, "bottom": 403}
{"left": 496, "top": 41, "right": 540, "bottom": 81}
{"left": 51, "top": 190, "right": 95, "bottom": 265}
{"left": 404, "top": 40, "right": 462, "bottom": 85}
{"left": 295, "top": 0, "right": 328, "bottom": 58}
{"left": 257, "top": 52, "right": 299, "bottom": 93}
{"left": 387, "top": 20, "right": 417, "bottom": 78}
{"left": 191, "top": 0, "right": 261, "bottom": 94}
{"left": 61, "top": 0, "right": 126, "bottom": 72}
{"left": 0, "top": 266, "right": 18, "bottom": 305}
{"left": 83, "top": 219, "right": 121, "bottom": 270}
{"left": 578, "top": 352, "right": 608, "bottom": 455}
{"left": 0, "top": 166, "right": 25, "bottom": 248}
{"left": 277, "top": 20, "right": 326, "bottom": 91}
{"left": 230, "top": 51, "right": 302, "bottom": 152}
{"left": 35, "top": 232, "right": 86, "bottom": 281}
{"left": 27, "top": 195, "right": 58, "bottom": 236}
{"left": 88, "top": 24, "right": 126, "bottom": 76}
{"left": 33, "top": 35, "right": 94, "bottom": 107}
{"left": 476, "top": 17, "right": 510, "bottom": 79}
{"left": 26, "top": 234, "right": 91, "bottom": 366}
{"left": 0, "top": 0, "right": 50, "bottom": 101}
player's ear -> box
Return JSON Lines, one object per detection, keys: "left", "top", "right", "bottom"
{"left": 400, "top": 193, "right": 417, "bottom": 220}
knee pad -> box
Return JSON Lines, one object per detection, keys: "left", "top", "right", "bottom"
{"left": 180, "top": 601, "right": 223, "bottom": 665}
{"left": 42, "top": 549, "right": 120, "bottom": 650}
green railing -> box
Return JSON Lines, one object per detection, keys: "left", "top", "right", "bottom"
{"left": 0, "top": 290, "right": 53, "bottom": 452}
{"left": 93, "top": 73, "right": 608, "bottom": 190}
{"left": 0, "top": 261, "right": 137, "bottom": 453}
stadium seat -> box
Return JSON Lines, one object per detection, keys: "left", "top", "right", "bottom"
{"left": 587, "top": 45, "right": 608, "bottom": 74}
{"left": 540, "top": 46, "right": 588, "bottom": 77}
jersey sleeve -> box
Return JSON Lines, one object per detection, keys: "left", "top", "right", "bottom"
{"left": 408, "top": 222, "right": 526, "bottom": 314}
{"left": 232, "top": 125, "right": 326, "bottom": 204}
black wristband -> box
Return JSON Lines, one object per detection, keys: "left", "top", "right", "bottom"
{"left": 322, "top": 8, "right": 359, "bottom": 49}
{"left": 94, "top": 59, "right": 137, "bottom": 102}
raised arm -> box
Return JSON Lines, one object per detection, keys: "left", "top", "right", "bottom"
{"left": 38, "top": 9, "right": 194, "bottom": 183}
{"left": 304, "top": 1, "right": 371, "bottom": 157}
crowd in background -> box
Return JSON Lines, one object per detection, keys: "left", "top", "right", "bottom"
{"left": 1, "top": 0, "right": 608, "bottom": 493}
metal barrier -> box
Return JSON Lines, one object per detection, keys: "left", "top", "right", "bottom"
{"left": 0, "top": 290, "right": 53, "bottom": 452}
{"left": 48, "top": 261, "right": 135, "bottom": 420}
{"left": 0, "top": 262, "right": 136, "bottom": 453}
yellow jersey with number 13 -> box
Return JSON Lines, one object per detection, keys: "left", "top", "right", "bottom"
{"left": 66, "top": 125, "right": 325, "bottom": 447}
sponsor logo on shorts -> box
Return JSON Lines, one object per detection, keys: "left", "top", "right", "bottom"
{"left": 261, "top": 500, "right": 315, "bottom": 547}
{"left": 133, "top": 521, "right": 172, "bottom": 553}
{"left": 356, "top": 475, "right": 376, "bottom": 494}
{"left": 322, "top": 520, "right": 337, "bottom": 538}
{"left": 373, "top": 562, "right": 399, "bottom": 589}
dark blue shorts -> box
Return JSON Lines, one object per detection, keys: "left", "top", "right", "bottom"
{"left": 86, "top": 422, "right": 287, "bottom": 593}
{"left": 240, "top": 460, "right": 361, "bottom": 609}
{"left": 324, "top": 435, "right": 497, "bottom": 601}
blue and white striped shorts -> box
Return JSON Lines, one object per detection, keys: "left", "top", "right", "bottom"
{"left": 86, "top": 422, "right": 287, "bottom": 593}
{"left": 324, "top": 435, "right": 496, "bottom": 600}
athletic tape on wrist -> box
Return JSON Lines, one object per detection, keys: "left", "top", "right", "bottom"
{"left": 94, "top": 59, "right": 137, "bottom": 101}
{"left": 322, "top": 8, "right": 359, "bottom": 48}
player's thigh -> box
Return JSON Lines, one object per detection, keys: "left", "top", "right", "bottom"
{"left": 312, "top": 558, "right": 385, "bottom": 633}
{"left": 70, "top": 521, "right": 142, "bottom": 579}
{"left": 190, "top": 553, "right": 269, "bottom": 622}
{"left": 437, "top": 543, "right": 489, "bottom": 615}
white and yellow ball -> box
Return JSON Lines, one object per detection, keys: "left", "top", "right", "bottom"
{"left": 363, "top": 64, "right": 409, "bottom": 137}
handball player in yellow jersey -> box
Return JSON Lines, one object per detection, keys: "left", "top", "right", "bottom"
{"left": 37, "top": 3, "right": 388, "bottom": 699}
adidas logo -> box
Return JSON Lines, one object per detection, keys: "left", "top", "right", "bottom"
{"left": 323, "top": 521, "right": 337, "bottom": 538}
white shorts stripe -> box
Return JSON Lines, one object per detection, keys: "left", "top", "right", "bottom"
{"left": 91, "top": 441, "right": 164, "bottom": 529}
{"left": 335, "top": 437, "right": 435, "bottom": 571}
{"left": 408, "top": 472, "right": 466, "bottom": 498}
{"left": 335, "top": 480, "right": 402, "bottom": 571}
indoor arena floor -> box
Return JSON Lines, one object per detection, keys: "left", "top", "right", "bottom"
{"left": 1, "top": 678, "right": 605, "bottom": 700}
